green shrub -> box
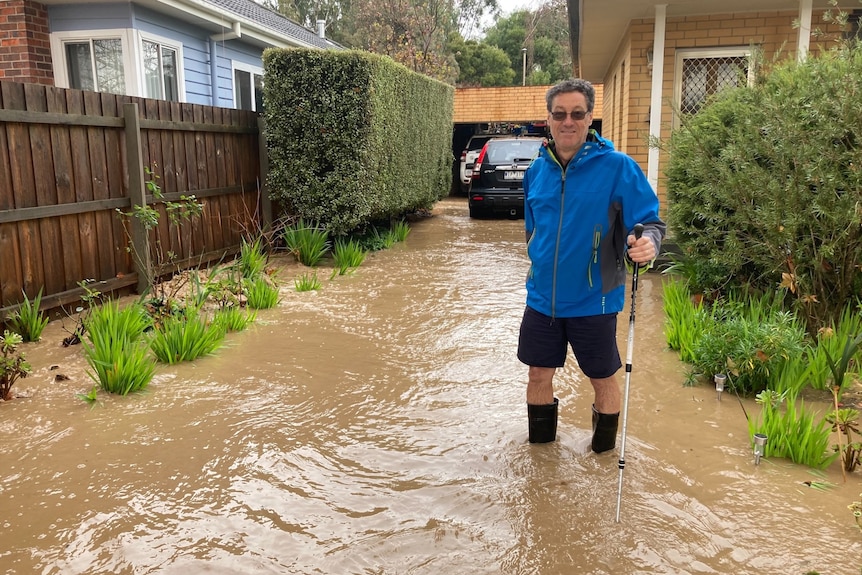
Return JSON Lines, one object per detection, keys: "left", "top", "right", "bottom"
{"left": 6, "top": 289, "right": 50, "bottom": 342}
{"left": 0, "top": 330, "right": 31, "bottom": 401}
{"left": 331, "top": 238, "right": 366, "bottom": 276}
{"left": 149, "top": 308, "right": 224, "bottom": 364}
{"left": 294, "top": 271, "right": 322, "bottom": 292}
{"left": 805, "top": 305, "right": 862, "bottom": 391}
{"left": 263, "top": 48, "right": 453, "bottom": 235}
{"left": 283, "top": 219, "right": 330, "bottom": 266}
{"left": 664, "top": 44, "right": 862, "bottom": 333}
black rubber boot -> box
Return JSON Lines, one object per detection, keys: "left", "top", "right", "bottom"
{"left": 591, "top": 405, "right": 619, "bottom": 453}
{"left": 527, "top": 398, "right": 558, "bottom": 443}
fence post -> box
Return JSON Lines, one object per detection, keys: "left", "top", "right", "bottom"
{"left": 258, "top": 116, "right": 272, "bottom": 230}
{"left": 123, "top": 103, "right": 151, "bottom": 295}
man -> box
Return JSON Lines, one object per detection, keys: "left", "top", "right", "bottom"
{"left": 519, "top": 78, "right": 666, "bottom": 451}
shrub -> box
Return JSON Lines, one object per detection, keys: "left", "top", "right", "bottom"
{"left": 6, "top": 289, "right": 50, "bottom": 342}
{"left": 664, "top": 44, "right": 862, "bottom": 334}
{"left": 0, "top": 330, "right": 31, "bottom": 400}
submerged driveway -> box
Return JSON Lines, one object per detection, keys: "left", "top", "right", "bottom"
{"left": 1, "top": 197, "right": 859, "bottom": 574}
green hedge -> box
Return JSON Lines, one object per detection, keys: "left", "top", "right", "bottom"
{"left": 263, "top": 48, "right": 454, "bottom": 235}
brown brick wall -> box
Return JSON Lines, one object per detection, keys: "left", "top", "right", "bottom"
{"left": 0, "top": 0, "right": 54, "bottom": 86}
{"left": 454, "top": 84, "right": 604, "bottom": 124}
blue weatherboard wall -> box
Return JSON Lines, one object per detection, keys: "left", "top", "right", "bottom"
{"left": 47, "top": 2, "right": 269, "bottom": 108}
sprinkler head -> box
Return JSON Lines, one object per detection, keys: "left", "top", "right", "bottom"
{"left": 714, "top": 373, "right": 726, "bottom": 401}
{"left": 753, "top": 433, "right": 768, "bottom": 465}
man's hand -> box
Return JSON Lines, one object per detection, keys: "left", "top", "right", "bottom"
{"left": 626, "top": 234, "right": 655, "bottom": 264}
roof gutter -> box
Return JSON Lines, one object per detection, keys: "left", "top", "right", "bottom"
{"left": 211, "top": 19, "right": 241, "bottom": 41}
{"left": 156, "top": 0, "right": 321, "bottom": 49}
{"left": 566, "top": 0, "right": 582, "bottom": 77}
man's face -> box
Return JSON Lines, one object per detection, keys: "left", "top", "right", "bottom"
{"left": 548, "top": 91, "right": 592, "bottom": 157}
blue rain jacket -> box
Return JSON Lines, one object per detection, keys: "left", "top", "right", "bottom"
{"left": 523, "top": 132, "right": 666, "bottom": 318}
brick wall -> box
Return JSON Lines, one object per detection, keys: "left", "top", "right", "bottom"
{"left": 454, "top": 84, "right": 604, "bottom": 124}
{"left": 0, "top": 0, "right": 54, "bottom": 86}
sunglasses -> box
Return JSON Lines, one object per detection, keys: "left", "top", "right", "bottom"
{"left": 550, "top": 110, "right": 589, "bottom": 121}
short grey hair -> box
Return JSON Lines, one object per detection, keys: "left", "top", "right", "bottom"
{"left": 546, "top": 78, "right": 595, "bottom": 113}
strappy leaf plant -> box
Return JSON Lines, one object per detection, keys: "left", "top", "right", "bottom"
{"left": 294, "top": 271, "right": 322, "bottom": 292}
{"left": 245, "top": 276, "right": 280, "bottom": 309}
{"left": 331, "top": 238, "right": 366, "bottom": 277}
{"left": 212, "top": 307, "right": 256, "bottom": 333}
{"left": 239, "top": 236, "right": 267, "bottom": 280}
{"left": 82, "top": 301, "right": 155, "bottom": 395}
{"left": 283, "top": 219, "right": 330, "bottom": 266}
{"left": 6, "top": 288, "right": 50, "bottom": 342}
{"left": 149, "top": 307, "right": 224, "bottom": 364}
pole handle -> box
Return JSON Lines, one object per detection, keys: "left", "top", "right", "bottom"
{"left": 633, "top": 223, "right": 644, "bottom": 239}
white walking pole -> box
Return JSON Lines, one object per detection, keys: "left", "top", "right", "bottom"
{"left": 615, "top": 223, "right": 643, "bottom": 523}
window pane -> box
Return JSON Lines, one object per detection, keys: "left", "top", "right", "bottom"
{"left": 253, "top": 73, "right": 263, "bottom": 112}
{"left": 65, "top": 42, "right": 94, "bottom": 91}
{"left": 142, "top": 40, "right": 162, "bottom": 98}
{"left": 162, "top": 46, "right": 179, "bottom": 102}
{"left": 680, "top": 55, "right": 748, "bottom": 115}
{"left": 93, "top": 38, "right": 125, "bottom": 95}
{"left": 234, "top": 69, "right": 252, "bottom": 111}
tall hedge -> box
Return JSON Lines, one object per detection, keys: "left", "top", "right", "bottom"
{"left": 262, "top": 48, "right": 454, "bottom": 235}
{"left": 665, "top": 45, "right": 862, "bottom": 333}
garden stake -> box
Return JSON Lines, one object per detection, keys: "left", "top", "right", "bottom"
{"left": 615, "top": 223, "right": 644, "bottom": 523}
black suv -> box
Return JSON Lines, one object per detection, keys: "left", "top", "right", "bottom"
{"left": 468, "top": 137, "right": 544, "bottom": 219}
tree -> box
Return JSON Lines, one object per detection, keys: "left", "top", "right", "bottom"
{"left": 347, "top": 0, "right": 458, "bottom": 83}
{"left": 482, "top": 0, "right": 571, "bottom": 86}
{"left": 448, "top": 36, "right": 515, "bottom": 86}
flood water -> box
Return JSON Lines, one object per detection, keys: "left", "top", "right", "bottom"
{"left": 2, "top": 197, "right": 860, "bottom": 575}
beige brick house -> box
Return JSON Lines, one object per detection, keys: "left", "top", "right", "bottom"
{"left": 569, "top": 0, "right": 851, "bottom": 208}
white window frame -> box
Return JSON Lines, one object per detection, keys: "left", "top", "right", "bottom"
{"left": 134, "top": 30, "right": 186, "bottom": 103}
{"left": 50, "top": 29, "right": 136, "bottom": 95}
{"left": 50, "top": 29, "right": 186, "bottom": 102}
{"left": 232, "top": 61, "right": 264, "bottom": 111}
{"left": 672, "top": 47, "right": 755, "bottom": 127}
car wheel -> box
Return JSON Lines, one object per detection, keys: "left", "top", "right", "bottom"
{"left": 468, "top": 204, "right": 480, "bottom": 219}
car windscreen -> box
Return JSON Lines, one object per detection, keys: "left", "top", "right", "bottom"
{"left": 486, "top": 140, "right": 542, "bottom": 164}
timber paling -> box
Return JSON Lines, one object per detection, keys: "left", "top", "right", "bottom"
{"left": 0, "top": 80, "right": 270, "bottom": 319}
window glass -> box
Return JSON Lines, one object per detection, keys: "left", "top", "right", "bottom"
{"left": 142, "top": 40, "right": 180, "bottom": 101}
{"left": 65, "top": 39, "right": 124, "bottom": 94}
{"left": 93, "top": 38, "right": 125, "bottom": 94}
{"left": 65, "top": 42, "right": 94, "bottom": 91}
{"left": 234, "top": 69, "right": 252, "bottom": 111}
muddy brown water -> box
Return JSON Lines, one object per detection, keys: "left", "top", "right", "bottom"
{"left": 2, "top": 197, "right": 860, "bottom": 575}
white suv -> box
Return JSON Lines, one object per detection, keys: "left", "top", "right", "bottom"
{"left": 457, "top": 134, "right": 500, "bottom": 195}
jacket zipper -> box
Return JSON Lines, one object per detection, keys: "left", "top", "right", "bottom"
{"left": 588, "top": 224, "right": 601, "bottom": 288}
{"left": 550, "top": 164, "right": 566, "bottom": 320}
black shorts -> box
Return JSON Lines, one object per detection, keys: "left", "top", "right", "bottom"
{"left": 517, "top": 306, "right": 622, "bottom": 379}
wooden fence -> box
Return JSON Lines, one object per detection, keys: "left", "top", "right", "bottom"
{"left": 0, "top": 80, "right": 269, "bottom": 319}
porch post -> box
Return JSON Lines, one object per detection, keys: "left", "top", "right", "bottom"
{"left": 798, "top": 0, "right": 813, "bottom": 62}
{"left": 647, "top": 4, "right": 667, "bottom": 194}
